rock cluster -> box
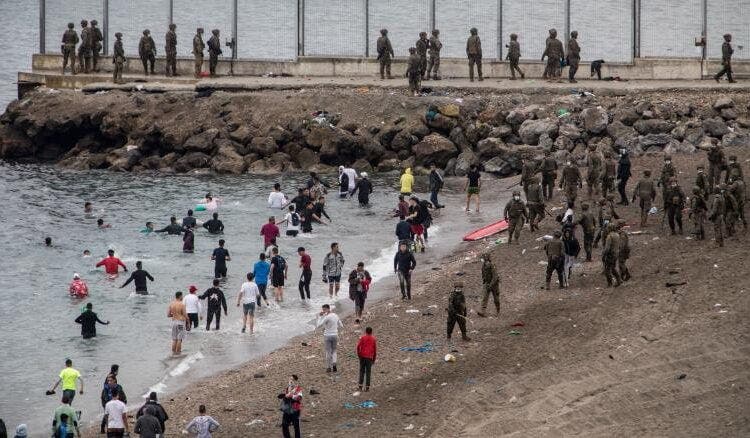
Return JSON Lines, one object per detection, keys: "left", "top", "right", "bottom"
{"left": 1, "top": 88, "right": 748, "bottom": 177}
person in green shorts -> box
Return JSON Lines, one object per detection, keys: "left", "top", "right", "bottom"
{"left": 465, "top": 164, "right": 482, "bottom": 212}
{"left": 48, "top": 359, "right": 83, "bottom": 405}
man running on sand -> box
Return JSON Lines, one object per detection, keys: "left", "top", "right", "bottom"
{"left": 167, "top": 291, "right": 187, "bottom": 355}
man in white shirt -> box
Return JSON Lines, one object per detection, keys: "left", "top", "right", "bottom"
{"left": 316, "top": 304, "right": 343, "bottom": 373}
{"left": 237, "top": 273, "right": 259, "bottom": 334}
{"left": 276, "top": 205, "right": 301, "bottom": 237}
{"left": 184, "top": 285, "right": 202, "bottom": 332}
{"left": 104, "top": 389, "right": 129, "bottom": 437}
{"left": 268, "top": 183, "right": 288, "bottom": 209}
{"left": 342, "top": 167, "right": 358, "bottom": 194}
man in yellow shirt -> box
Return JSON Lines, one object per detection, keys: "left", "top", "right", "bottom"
{"left": 48, "top": 358, "right": 84, "bottom": 404}
{"left": 400, "top": 168, "right": 414, "bottom": 196}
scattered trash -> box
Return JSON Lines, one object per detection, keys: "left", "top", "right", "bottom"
{"left": 400, "top": 342, "right": 433, "bottom": 353}
{"left": 665, "top": 281, "right": 687, "bottom": 287}
{"left": 403, "top": 412, "right": 419, "bottom": 417}
{"left": 359, "top": 400, "right": 377, "bottom": 408}
{"left": 652, "top": 237, "right": 660, "bottom": 241}
{"left": 444, "top": 353, "right": 456, "bottom": 362}
{"left": 352, "top": 391, "right": 361, "bottom": 397}
{"left": 718, "top": 310, "right": 728, "bottom": 314}
{"left": 713, "top": 264, "right": 719, "bottom": 268}
{"left": 304, "top": 355, "right": 316, "bottom": 360}
{"left": 714, "top": 303, "right": 722, "bottom": 307}
{"left": 252, "top": 373, "right": 265, "bottom": 379}
{"left": 536, "top": 235, "right": 553, "bottom": 241}
{"left": 354, "top": 87, "right": 370, "bottom": 94}
{"left": 677, "top": 373, "right": 687, "bottom": 380}
{"left": 405, "top": 424, "right": 415, "bottom": 430}
{"left": 538, "top": 261, "right": 548, "bottom": 266}
{"left": 508, "top": 330, "right": 522, "bottom": 336}
{"left": 338, "top": 422, "right": 356, "bottom": 430}
{"left": 510, "top": 321, "right": 525, "bottom": 327}
{"left": 556, "top": 108, "right": 570, "bottom": 118}
{"left": 648, "top": 206, "right": 658, "bottom": 215}
{"left": 494, "top": 237, "right": 508, "bottom": 245}
{"left": 405, "top": 309, "right": 420, "bottom": 314}
{"left": 608, "top": 354, "right": 614, "bottom": 360}
{"left": 244, "top": 419, "right": 264, "bottom": 426}
{"left": 647, "top": 298, "right": 657, "bottom": 303}
{"left": 465, "top": 378, "right": 477, "bottom": 385}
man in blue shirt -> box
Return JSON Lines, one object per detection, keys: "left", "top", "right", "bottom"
{"left": 252, "top": 253, "right": 271, "bottom": 307}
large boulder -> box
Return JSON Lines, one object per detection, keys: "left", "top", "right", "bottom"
{"left": 58, "top": 151, "right": 108, "bottom": 170}
{"left": 390, "top": 129, "right": 417, "bottom": 152}
{"left": 0, "top": 125, "right": 35, "bottom": 158}
{"left": 720, "top": 107, "right": 739, "bottom": 120}
{"left": 614, "top": 108, "right": 640, "bottom": 126}
{"left": 228, "top": 125, "right": 254, "bottom": 144}
{"left": 249, "top": 136, "right": 278, "bottom": 157}
{"left": 356, "top": 138, "right": 387, "bottom": 163}
{"left": 483, "top": 157, "right": 514, "bottom": 177}
{"left": 454, "top": 149, "right": 478, "bottom": 177}
{"left": 702, "top": 118, "right": 730, "bottom": 137}
{"left": 558, "top": 123, "right": 582, "bottom": 141}
{"left": 721, "top": 132, "right": 750, "bottom": 148}
{"left": 489, "top": 124, "right": 513, "bottom": 139}
{"left": 449, "top": 127, "right": 471, "bottom": 151}
{"left": 174, "top": 152, "right": 211, "bottom": 173}
{"left": 412, "top": 134, "right": 459, "bottom": 167}
{"left": 476, "top": 137, "right": 505, "bottom": 160}
{"left": 638, "top": 134, "right": 673, "bottom": 149}
{"left": 713, "top": 97, "right": 734, "bottom": 111}
{"left": 519, "top": 118, "right": 558, "bottom": 145}
{"left": 183, "top": 128, "right": 219, "bottom": 153}
{"left": 633, "top": 119, "right": 675, "bottom": 135}
{"left": 295, "top": 148, "right": 320, "bottom": 170}
{"left": 211, "top": 145, "right": 247, "bottom": 174}
{"left": 607, "top": 120, "right": 637, "bottom": 142}
{"left": 377, "top": 126, "right": 403, "bottom": 148}
{"left": 107, "top": 145, "right": 143, "bottom": 171}
{"left": 581, "top": 107, "right": 609, "bottom": 134}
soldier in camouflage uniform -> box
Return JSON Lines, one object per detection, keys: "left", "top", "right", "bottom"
{"left": 566, "top": 31, "right": 580, "bottom": 83}
{"left": 193, "top": 28, "right": 205, "bottom": 78}
{"left": 632, "top": 170, "right": 656, "bottom": 227}
{"left": 602, "top": 223, "right": 622, "bottom": 287}
{"left": 208, "top": 29, "right": 222, "bottom": 77}
{"left": 446, "top": 281, "right": 470, "bottom": 341}
{"left": 77, "top": 20, "right": 92, "bottom": 74}
{"left": 593, "top": 195, "right": 619, "bottom": 248}
{"left": 689, "top": 186, "right": 707, "bottom": 240}
{"left": 165, "top": 24, "right": 177, "bottom": 77}
{"left": 505, "top": 33, "right": 524, "bottom": 80}
{"left": 714, "top": 33, "right": 736, "bottom": 83}
{"left": 526, "top": 176, "right": 545, "bottom": 232}
{"left": 658, "top": 155, "right": 676, "bottom": 210}
{"left": 725, "top": 155, "right": 744, "bottom": 183}
{"left": 112, "top": 32, "right": 125, "bottom": 84}
{"left": 477, "top": 254, "right": 500, "bottom": 317}
{"left": 542, "top": 28, "right": 564, "bottom": 81}
{"left": 540, "top": 149, "right": 557, "bottom": 200}
{"left": 544, "top": 230, "right": 565, "bottom": 290}
{"left": 664, "top": 177, "right": 686, "bottom": 235}
{"left": 376, "top": 29, "right": 394, "bottom": 80}
{"left": 504, "top": 190, "right": 528, "bottom": 244}
{"left": 406, "top": 47, "right": 421, "bottom": 96}
{"left": 138, "top": 29, "right": 156, "bottom": 75}
{"left": 707, "top": 143, "right": 725, "bottom": 189}
{"left": 466, "top": 28, "right": 483, "bottom": 82}
{"left": 586, "top": 144, "right": 603, "bottom": 198}
{"left": 601, "top": 152, "right": 617, "bottom": 199}
{"left": 521, "top": 157, "right": 538, "bottom": 197}
{"left": 427, "top": 29, "right": 442, "bottom": 80}
{"left": 616, "top": 220, "right": 631, "bottom": 282}
{"left": 695, "top": 165, "right": 710, "bottom": 199}
{"left": 728, "top": 175, "right": 747, "bottom": 230}
{"left": 90, "top": 20, "right": 103, "bottom": 72}
{"left": 416, "top": 32, "right": 428, "bottom": 80}
{"left": 722, "top": 183, "right": 738, "bottom": 237}
{"left": 576, "top": 202, "right": 596, "bottom": 262}
{"left": 559, "top": 160, "right": 582, "bottom": 205}
{"left": 709, "top": 186, "right": 726, "bottom": 247}
{"left": 61, "top": 23, "right": 79, "bottom": 75}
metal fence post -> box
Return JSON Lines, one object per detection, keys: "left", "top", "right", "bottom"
{"left": 39, "top": 0, "right": 45, "bottom": 54}
{"left": 497, "top": 0, "right": 502, "bottom": 61}
{"left": 103, "top": 0, "right": 109, "bottom": 55}
{"left": 365, "top": 0, "right": 369, "bottom": 57}
{"left": 632, "top": 0, "right": 639, "bottom": 59}
{"left": 232, "top": 0, "right": 238, "bottom": 59}
{"left": 430, "top": 0, "right": 436, "bottom": 33}
{"left": 168, "top": 0, "right": 173, "bottom": 25}
{"left": 564, "top": 0, "right": 571, "bottom": 46}
{"left": 298, "top": 0, "right": 305, "bottom": 57}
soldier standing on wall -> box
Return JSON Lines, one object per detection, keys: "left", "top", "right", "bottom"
{"left": 566, "top": 30, "right": 580, "bottom": 83}
{"left": 406, "top": 47, "right": 421, "bottom": 96}
{"left": 193, "top": 27, "right": 205, "bottom": 78}
{"left": 714, "top": 33, "right": 736, "bottom": 83}
{"left": 208, "top": 29, "right": 223, "bottom": 77}
{"left": 90, "top": 20, "right": 103, "bottom": 72}
{"left": 139, "top": 29, "right": 156, "bottom": 75}
{"left": 377, "top": 29, "right": 394, "bottom": 80}
{"left": 505, "top": 33, "right": 524, "bottom": 80}
{"left": 78, "top": 20, "right": 92, "bottom": 74}
{"left": 112, "top": 32, "right": 125, "bottom": 84}
{"left": 542, "top": 28, "right": 564, "bottom": 82}
{"left": 466, "top": 28, "right": 483, "bottom": 82}
{"left": 427, "top": 29, "right": 442, "bottom": 80}
{"left": 416, "top": 32, "right": 429, "bottom": 80}
{"left": 165, "top": 24, "right": 177, "bottom": 77}
{"left": 61, "top": 23, "right": 79, "bottom": 75}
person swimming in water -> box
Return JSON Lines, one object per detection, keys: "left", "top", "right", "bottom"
{"left": 141, "top": 222, "right": 155, "bottom": 233}
{"left": 45, "top": 237, "right": 52, "bottom": 247}
{"left": 183, "top": 227, "right": 195, "bottom": 253}
{"left": 155, "top": 217, "right": 183, "bottom": 235}
{"left": 84, "top": 202, "right": 93, "bottom": 214}
{"left": 202, "top": 213, "right": 224, "bottom": 234}
{"left": 96, "top": 250, "right": 128, "bottom": 275}
{"left": 97, "top": 218, "right": 112, "bottom": 229}
{"left": 69, "top": 273, "right": 89, "bottom": 298}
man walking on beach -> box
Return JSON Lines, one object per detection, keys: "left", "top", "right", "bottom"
{"left": 356, "top": 327, "right": 377, "bottom": 392}
{"left": 317, "top": 304, "right": 343, "bottom": 373}
{"left": 168, "top": 292, "right": 187, "bottom": 355}
{"left": 200, "top": 279, "right": 227, "bottom": 331}
{"left": 477, "top": 254, "right": 500, "bottom": 317}
{"left": 48, "top": 359, "right": 83, "bottom": 405}
{"left": 394, "top": 242, "right": 417, "bottom": 300}
{"left": 348, "top": 262, "right": 372, "bottom": 322}
{"left": 322, "top": 243, "right": 345, "bottom": 300}
{"left": 465, "top": 164, "right": 481, "bottom": 212}
{"left": 280, "top": 375, "right": 303, "bottom": 438}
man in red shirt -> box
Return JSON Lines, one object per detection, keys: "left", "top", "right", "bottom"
{"left": 96, "top": 250, "right": 128, "bottom": 275}
{"left": 260, "top": 216, "right": 280, "bottom": 249}
{"left": 297, "top": 247, "right": 312, "bottom": 300}
{"left": 356, "top": 326, "right": 377, "bottom": 391}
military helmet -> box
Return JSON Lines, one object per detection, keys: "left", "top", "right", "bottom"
{"left": 549, "top": 28, "right": 557, "bottom": 36}
{"left": 724, "top": 33, "right": 732, "bottom": 40}
{"left": 697, "top": 164, "right": 704, "bottom": 170}
{"left": 510, "top": 33, "right": 518, "bottom": 39}
{"left": 453, "top": 281, "right": 464, "bottom": 288}
{"left": 512, "top": 190, "right": 521, "bottom": 196}
{"left": 115, "top": 32, "right": 122, "bottom": 38}
{"left": 692, "top": 186, "right": 701, "bottom": 195}
{"left": 197, "top": 27, "right": 204, "bottom": 33}
{"left": 470, "top": 27, "right": 478, "bottom": 34}
{"left": 664, "top": 155, "right": 672, "bottom": 161}
{"left": 67, "top": 22, "right": 75, "bottom": 29}
{"left": 644, "top": 170, "right": 651, "bottom": 177}
{"left": 420, "top": 31, "right": 427, "bottom": 38}
{"left": 553, "top": 230, "right": 562, "bottom": 237}
{"left": 581, "top": 202, "right": 590, "bottom": 210}
{"left": 80, "top": 19, "right": 88, "bottom": 26}
{"left": 143, "top": 29, "right": 150, "bottom": 35}
{"left": 571, "top": 30, "right": 578, "bottom": 38}
{"left": 432, "top": 29, "right": 439, "bottom": 35}
{"left": 380, "top": 28, "right": 388, "bottom": 35}
{"left": 169, "top": 23, "right": 176, "bottom": 30}
{"left": 91, "top": 19, "right": 98, "bottom": 25}
{"left": 212, "top": 29, "right": 220, "bottom": 35}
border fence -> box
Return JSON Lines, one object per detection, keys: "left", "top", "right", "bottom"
{"left": 39, "top": 0, "right": 748, "bottom": 62}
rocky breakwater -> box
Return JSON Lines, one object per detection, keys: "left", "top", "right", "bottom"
{"left": 1, "top": 88, "right": 748, "bottom": 176}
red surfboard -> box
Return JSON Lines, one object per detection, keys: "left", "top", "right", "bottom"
{"left": 463, "top": 219, "right": 509, "bottom": 241}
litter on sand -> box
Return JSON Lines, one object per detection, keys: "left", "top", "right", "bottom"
{"left": 508, "top": 330, "right": 522, "bottom": 336}
{"left": 405, "top": 309, "right": 420, "bottom": 314}
{"left": 400, "top": 342, "right": 434, "bottom": 353}
{"left": 444, "top": 354, "right": 456, "bottom": 362}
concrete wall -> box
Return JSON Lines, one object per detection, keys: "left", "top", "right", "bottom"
{"left": 29, "top": 53, "right": 750, "bottom": 81}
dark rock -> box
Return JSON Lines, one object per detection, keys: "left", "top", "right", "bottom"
{"left": 713, "top": 97, "right": 734, "bottom": 110}
{"left": 454, "top": 149, "right": 478, "bottom": 177}
{"left": 340, "top": 122, "right": 359, "bottom": 134}
{"left": 476, "top": 137, "right": 505, "bottom": 160}
{"left": 424, "top": 114, "right": 457, "bottom": 133}
{"left": 449, "top": 127, "right": 471, "bottom": 151}
{"left": 607, "top": 121, "right": 637, "bottom": 141}
{"left": 0, "top": 125, "right": 35, "bottom": 158}
{"left": 295, "top": 148, "right": 320, "bottom": 169}
{"left": 412, "top": 134, "right": 458, "bottom": 167}
{"left": 558, "top": 123, "right": 582, "bottom": 141}
{"left": 614, "top": 108, "right": 640, "bottom": 126}
{"left": 483, "top": 157, "right": 514, "bottom": 177}
{"left": 633, "top": 119, "right": 675, "bottom": 135}
{"left": 211, "top": 145, "right": 248, "bottom": 174}
{"left": 721, "top": 132, "right": 750, "bottom": 148}
{"left": 174, "top": 152, "right": 211, "bottom": 173}
{"left": 183, "top": 128, "right": 219, "bottom": 153}
{"left": 465, "top": 122, "right": 491, "bottom": 145}
{"left": 378, "top": 126, "right": 403, "bottom": 148}
{"left": 356, "top": 138, "right": 387, "bottom": 163}
{"left": 519, "top": 118, "right": 558, "bottom": 145}
{"left": 505, "top": 110, "right": 527, "bottom": 125}
{"left": 488, "top": 125, "right": 513, "bottom": 139}
{"left": 352, "top": 158, "right": 373, "bottom": 173}
{"left": 638, "top": 134, "right": 672, "bottom": 148}
{"left": 720, "top": 107, "right": 738, "bottom": 120}
{"left": 408, "top": 123, "right": 430, "bottom": 140}
{"left": 377, "top": 158, "right": 401, "bottom": 172}
{"left": 107, "top": 145, "right": 143, "bottom": 171}
{"left": 581, "top": 107, "right": 609, "bottom": 134}
{"left": 702, "top": 118, "right": 730, "bottom": 137}
{"left": 391, "top": 130, "right": 416, "bottom": 152}
{"left": 268, "top": 125, "right": 293, "bottom": 145}
{"left": 249, "top": 136, "right": 278, "bottom": 157}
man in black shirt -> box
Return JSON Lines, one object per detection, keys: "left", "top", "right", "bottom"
{"left": 465, "top": 164, "right": 481, "bottom": 212}
{"left": 75, "top": 303, "right": 109, "bottom": 338}
{"left": 155, "top": 217, "right": 183, "bottom": 235}
{"left": 393, "top": 242, "right": 417, "bottom": 300}
{"left": 313, "top": 196, "right": 331, "bottom": 222}
{"left": 202, "top": 212, "right": 224, "bottom": 234}
{"left": 199, "top": 279, "right": 227, "bottom": 331}
{"left": 211, "top": 239, "right": 231, "bottom": 279}
{"left": 291, "top": 188, "right": 310, "bottom": 214}
{"left": 396, "top": 215, "right": 412, "bottom": 242}
{"left": 182, "top": 209, "right": 197, "bottom": 229}
{"left": 136, "top": 392, "right": 169, "bottom": 434}
{"left": 120, "top": 261, "right": 154, "bottom": 294}
{"left": 301, "top": 201, "right": 325, "bottom": 233}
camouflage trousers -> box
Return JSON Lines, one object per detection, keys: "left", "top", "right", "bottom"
{"left": 527, "top": 203, "right": 544, "bottom": 231}
{"left": 639, "top": 198, "right": 652, "bottom": 226}
{"left": 508, "top": 58, "right": 524, "bottom": 79}
{"left": 603, "top": 253, "right": 621, "bottom": 286}
{"left": 194, "top": 53, "right": 203, "bottom": 77}
{"left": 564, "top": 184, "right": 579, "bottom": 204}
{"left": 601, "top": 177, "right": 615, "bottom": 198}
{"left": 447, "top": 311, "right": 467, "bottom": 338}
{"left": 582, "top": 231, "right": 594, "bottom": 261}
{"left": 77, "top": 46, "right": 92, "bottom": 73}
{"left": 542, "top": 173, "right": 556, "bottom": 199}
{"left": 427, "top": 54, "right": 440, "bottom": 78}
{"left": 62, "top": 46, "right": 77, "bottom": 74}
{"left": 166, "top": 50, "right": 177, "bottom": 76}
{"left": 113, "top": 58, "right": 124, "bottom": 83}
{"left": 379, "top": 55, "right": 392, "bottom": 79}
{"left": 587, "top": 171, "right": 600, "bottom": 197}
{"left": 544, "top": 57, "right": 561, "bottom": 79}
{"left": 507, "top": 216, "right": 525, "bottom": 243}
{"left": 93, "top": 43, "right": 102, "bottom": 71}
{"left": 708, "top": 163, "right": 723, "bottom": 189}
{"left": 713, "top": 215, "right": 724, "bottom": 246}
{"left": 468, "top": 55, "right": 482, "bottom": 80}
{"left": 408, "top": 72, "right": 421, "bottom": 94}
{"left": 419, "top": 55, "right": 427, "bottom": 78}
{"left": 480, "top": 282, "right": 500, "bottom": 313}
{"left": 618, "top": 256, "right": 630, "bottom": 281}
{"left": 692, "top": 211, "right": 706, "bottom": 240}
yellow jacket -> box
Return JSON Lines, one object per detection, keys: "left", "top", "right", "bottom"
{"left": 400, "top": 168, "right": 414, "bottom": 194}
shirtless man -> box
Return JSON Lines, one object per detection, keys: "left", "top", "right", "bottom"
{"left": 167, "top": 291, "right": 187, "bottom": 355}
